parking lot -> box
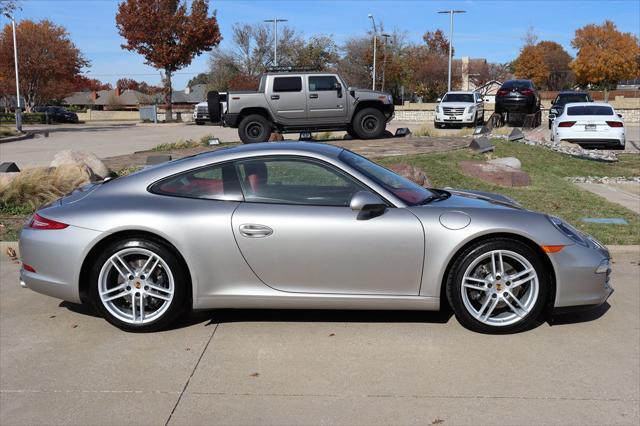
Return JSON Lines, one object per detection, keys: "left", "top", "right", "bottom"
{"left": 1, "top": 245, "right": 638, "bottom": 425}
{"left": 1, "top": 121, "right": 638, "bottom": 169}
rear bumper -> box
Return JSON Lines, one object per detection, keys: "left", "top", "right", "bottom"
{"left": 557, "top": 128, "right": 625, "bottom": 146}
{"left": 222, "top": 113, "right": 241, "bottom": 128}
{"left": 495, "top": 98, "right": 536, "bottom": 113}
{"left": 19, "top": 225, "right": 103, "bottom": 303}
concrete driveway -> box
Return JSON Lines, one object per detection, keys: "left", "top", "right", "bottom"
{"left": 1, "top": 246, "right": 638, "bottom": 425}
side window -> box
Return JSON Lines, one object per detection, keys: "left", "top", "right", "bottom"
{"left": 309, "top": 76, "right": 338, "bottom": 91}
{"left": 273, "top": 77, "right": 302, "bottom": 93}
{"left": 235, "top": 157, "right": 365, "bottom": 206}
{"left": 150, "top": 162, "right": 243, "bottom": 201}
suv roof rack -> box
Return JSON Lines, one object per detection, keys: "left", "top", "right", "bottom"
{"left": 264, "top": 66, "right": 321, "bottom": 73}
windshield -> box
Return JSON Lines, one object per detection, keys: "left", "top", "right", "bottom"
{"left": 443, "top": 94, "right": 474, "bottom": 103}
{"left": 339, "top": 150, "right": 435, "bottom": 205}
{"left": 567, "top": 105, "right": 613, "bottom": 116}
{"left": 555, "top": 94, "right": 589, "bottom": 105}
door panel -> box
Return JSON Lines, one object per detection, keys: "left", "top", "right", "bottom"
{"left": 269, "top": 76, "right": 307, "bottom": 121}
{"left": 307, "top": 75, "right": 347, "bottom": 120}
{"left": 232, "top": 203, "right": 424, "bottom": 295}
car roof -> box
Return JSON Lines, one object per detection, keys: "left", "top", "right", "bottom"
{"left": 445, "top": 91, "right": 475, "bottom": 95}
{"left": 557, "top": 90, "right": 589, "bottom": 95}
{"left": 564, "top": 102, "right": 612, "bottom": 107}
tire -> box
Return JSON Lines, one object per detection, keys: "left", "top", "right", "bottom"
{"left": 548, "top": 120, "right": 552, "bottom": 130}
{"left": 446, "top": 238, "right": 549, "bottom": 334}
{"left": 352, "top": 108, "right": 386, "bottom": 139}
{"left": 89, "top": 237, "right": 189, "bottom": 332}
{"left": 238, "top": 114, "right": 272, "bottom": 144}
{"left": 346, "top": 125, "right": 358, "bottom": 139}
{"left": 195, "top": 120, "right": 205, "bottom": 125}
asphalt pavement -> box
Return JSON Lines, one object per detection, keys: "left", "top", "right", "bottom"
{"left": 1, "top": 244, "right": 638, "bottom": 425}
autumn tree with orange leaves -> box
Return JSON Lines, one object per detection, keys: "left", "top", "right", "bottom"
{"left": 513, "top": 44, "right": 549, "bottom": 88}
{"left": 571, "top": 20, "right": 640, "bottom": 100}
{"left": 0, "top": 19, "right": 88, "bottom": 109}
{"left": 116, "top": 0, "right": 222, "bottom": 119}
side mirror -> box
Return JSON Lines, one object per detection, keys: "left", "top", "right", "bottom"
{"left": 350, "top": 191, "right": 386, "bottom": 217}
{"left": 335, "top": 82, "right": 342, "bottom": 98}
{"left": 551, "top": 99, "right": 555, "bottom": 105}
{"left": 436, "top": 98, "right": 442, "bottom": 103}
{"left": 618, "top": 113, "right": 623, "bottom": 118}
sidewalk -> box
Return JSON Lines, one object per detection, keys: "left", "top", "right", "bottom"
{"left": 575, "top": 182, "right": 640, "bottom": 214}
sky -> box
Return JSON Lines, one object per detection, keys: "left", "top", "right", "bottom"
{"left": 4, "top": 0, "right": 640, "bottom": 89}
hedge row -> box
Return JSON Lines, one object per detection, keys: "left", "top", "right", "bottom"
{"left": 0, "top": 113, "right": 47, "bottom": 124}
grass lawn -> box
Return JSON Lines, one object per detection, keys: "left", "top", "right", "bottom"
{"left": 379, "top": 139, "right": 640, "bottom": 245}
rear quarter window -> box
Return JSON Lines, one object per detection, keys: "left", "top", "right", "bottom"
{"left": 273, "top": 77, "right": 302, "bottom": 92}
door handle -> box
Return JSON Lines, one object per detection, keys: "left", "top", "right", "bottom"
{"left": 271, "top": 95, "right": 280, "bottom": 100}
{"left": 309, "top": 94, "right": 319, "bottom": 99}
{"left": 239, "top": 224, "right": 273, "bottom": 238}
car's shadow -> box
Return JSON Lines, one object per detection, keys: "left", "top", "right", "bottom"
{"left": 548, "top": 302, "right": 611, "bottom": 326}
{"left": 59, "top": 301, "right": 611, "bottom": 331}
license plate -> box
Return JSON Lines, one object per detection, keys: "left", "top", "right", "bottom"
{"left": 585, "top": 124, "right": 596, "bottom": 131}
{"left": 509, "top": 91, "right": 518, "bottom": 96}
{"left": 448, "top": 116, "right": 458, "bottom": 120}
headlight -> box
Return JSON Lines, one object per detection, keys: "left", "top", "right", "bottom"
{"left": 435, "top": 105, "right": 440, "bottom": 113}
{"left": 468, "top": 106, "right": 475, "bottom": 113}
{"left": 546, "top": 215, "right": 588, "bottom": 247}
{"left": 387, "top": 94, "right": 393, "bottom": 104}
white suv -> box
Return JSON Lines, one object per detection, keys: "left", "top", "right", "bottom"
{"left": 434, "top": 91, "right": 485, "bottom": 128}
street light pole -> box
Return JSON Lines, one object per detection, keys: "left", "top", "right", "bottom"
{"left": 264, "top": 18, "right": 288, "bottom": 67}
{"left": 4, "top": 13, "right": 22, "bottom": 132}
{"left": 368, "top": 14, "right": 377, "bottom": 91}
{"left": 381, "top": 33, "right": 391, "bottom": 92}
{"left": 437, "top": 9, "right": 466, "bottom": 92}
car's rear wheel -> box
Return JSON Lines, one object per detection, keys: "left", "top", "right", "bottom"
{"left": 239, "top": 114, "right": 272, "bottom": 144}
{"left": 89, "top": 238, "right": 188, "bottom": 332}
{"left": 446, "top": 238, "right": 549, "bottom": 334}
{"left": 352, "top": 108, "right": 386, "bottom": 139}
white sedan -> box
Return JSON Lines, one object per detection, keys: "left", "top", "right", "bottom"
{"left": 551, "top": 102, "right": 625, "bottom": 150}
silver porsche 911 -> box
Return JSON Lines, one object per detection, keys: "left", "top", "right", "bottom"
{"left": 19, "top": 143, "right": 613, "bottom": 333}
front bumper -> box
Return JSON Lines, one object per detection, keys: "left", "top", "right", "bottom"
{"left": 19, "top": 225, "right": 103, "bottom": 303}
{"left": 434, "top": 111, "right": 476, "bottom": 124}
{"left": 551, "top": 241, "right": 613, "bottom": 309}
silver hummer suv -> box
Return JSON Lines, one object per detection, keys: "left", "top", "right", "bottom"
{"left": 207, "top": 71, "right": 395, "bottom": 144}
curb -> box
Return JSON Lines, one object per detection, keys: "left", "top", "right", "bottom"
{"left": 0, "top": 131, "right": 35, "bottom": 144}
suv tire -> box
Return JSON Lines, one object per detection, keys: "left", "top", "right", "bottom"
{"left": 239, "top": 114, "right": 272, "bottom": 144}
{"left": 352, "top": 108, "right": 386, "bottom": 139}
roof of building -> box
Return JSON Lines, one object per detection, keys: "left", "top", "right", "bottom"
{"left": 63, "top": 84, "right": 208, "bottom": 107}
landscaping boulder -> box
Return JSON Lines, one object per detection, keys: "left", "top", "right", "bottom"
{"left": 459, "top": 160, "right": 531, "bottom": 187}
{"left": 387, "top": 163, "right": 431, "bottom": 187}
{"left": 49, "top": 150, "right": 110, "bottom": 180}
{"left": 487, "top": 157, "right": 522, "bottom": 170}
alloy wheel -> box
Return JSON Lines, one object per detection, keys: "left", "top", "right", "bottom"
{"left": 98, "top": 248, "right": 175, "bottom": 325}
{"left": 460, "top": 249, "right": 539, "bottom": 327}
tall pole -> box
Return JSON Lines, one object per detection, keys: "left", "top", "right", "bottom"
{"left": 6, "top": 15, "right": 22, "bottom": 132}
{"left": 381, "top": 33, "right": 391, "bottom": 92}
{"left": 264, "top": 18, "right": 287, "bottom": 67}
{"left": 438, "top": 10, "right": 466, "bottom": 92}
{"left": 368, "top": 14, "right": 377, "bottom": 91}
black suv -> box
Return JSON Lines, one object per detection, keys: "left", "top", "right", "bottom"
{"left": 548, "top": 91, "right": 592, "bottom": 128}
{"left": 33, "top": 106, "right": 79, "bottom": 123}
{"left": 495, "top": 79, "right": 541, "bottom": 124}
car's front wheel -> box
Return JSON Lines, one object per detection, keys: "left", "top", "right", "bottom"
{"left": 446, "top": 238, "right": 549, "bottom": 334}
{"left": 89, "top": 238, "right": 189, "bottom": 332}
{"left": 352, "top": 108, "right": 386, "bottom": 139}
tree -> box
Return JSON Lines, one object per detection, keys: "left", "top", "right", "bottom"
{"left": 116, "top": 0, "right": 222, "bottom": 119}
{"left": 116, "top": 78, "right": 140, "bottom": 91}
{"left": 71, "top": 76, "right": 112, "bottom": 92}
{"left": 513, "top": 44, "right": 549, "bottom": 88}
{"left": 0, "top": 19, "right": 88, "bottom": 108}
{"left": 571, "top": 20, "right": 640, "bottom": 100}
{"left": 404, "top": 28, "right": 455, "bottom": 101}
{"left": 0, "top": 0, "right": 20, "bottom": 16}
{"left": 423, "top": 29, "right": 451, "bottom": 56}
{"left": 187, "top": 72, "right": 210, "bottom": 88}
{"left": 208, "top": 22, "right": 337, "bottom": 91}
{"left": 537, "top": 41, "right": 574, "bottom": 90}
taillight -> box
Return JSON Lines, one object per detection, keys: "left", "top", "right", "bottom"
{"left": 558, "top": 121, "right": 576, "bottom": 127}
{"left": 606, "top": 121, "right": 623, "bottom": 128}
{"left": 29, "top": 213, "right": 68, "bottom": 230}
{"left": 519, "top": 88, "right": 534, "bottom": 96}
{"left": 496, "top": 89, "right": 508, "bottom": 96}
{"left": 22, "top": 263, "right": 36, "bottom": 273}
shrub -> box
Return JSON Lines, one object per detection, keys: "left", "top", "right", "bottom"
{"left": 0, "top": 112, "right": 46, "bottom": 125}
{"left": 0, "top": 165, "right": 91, "bottom": 211}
